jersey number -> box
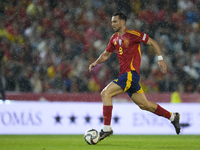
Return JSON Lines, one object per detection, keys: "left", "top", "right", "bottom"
{"left": 119, "top": 47, "right": 123, "bottom": 55}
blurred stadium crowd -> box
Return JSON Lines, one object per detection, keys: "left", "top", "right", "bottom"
{"left": 0, "top": 0, "right": 200, "bottom": 95}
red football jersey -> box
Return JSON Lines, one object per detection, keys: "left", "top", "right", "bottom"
{"left": 106, "top": 29, "right": 149, "bottom": 76}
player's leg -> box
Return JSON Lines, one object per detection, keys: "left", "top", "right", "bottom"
{"left": 99, "top": 81, "right": 124, "bottom": 141}
{"left": 101, "top": 82, "right": 123, "bottom": 131}
{"left": 101, "top": 81, "right": 124, "bottom": 106}
{"left": 130, "top": 92, "right": 181, "bottom": 134}
{"left": 131, "top": 92, "right": 170, "bottom": 116}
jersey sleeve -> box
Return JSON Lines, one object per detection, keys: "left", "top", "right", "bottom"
{"left": 140, "top": 32, "right": 149, "bottom": 44}
{"left": 106, "top": 35, "right": 115, "bottom": 52}
{"left": 132, "top": 30, "right": 149, "bottom": 44}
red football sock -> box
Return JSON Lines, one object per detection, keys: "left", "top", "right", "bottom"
{"left": 154, "top": 104, "right": 171, "bottom": 119}
{"left": 103, "top": 106, "right": 113, "bottom": 125}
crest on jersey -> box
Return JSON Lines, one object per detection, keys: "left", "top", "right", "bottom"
{"left": 124, "top": 38, "right": 129, "bottom": 48}
{"left": 114, "top": 41, "right": 117, "bottom": 45}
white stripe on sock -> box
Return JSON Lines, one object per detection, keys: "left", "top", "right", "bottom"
{"left": 170, "top": 113, "right": 175, "bottom": 121}
{"left": 103, "top": 125, "right": 111, "bottom": 132}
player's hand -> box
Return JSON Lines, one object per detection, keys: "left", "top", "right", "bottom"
{"left": 158, "top": 60, "right": 167, "bottom": 73}
{"left": 89, "top": 62, "right": 97, "bottom": 72}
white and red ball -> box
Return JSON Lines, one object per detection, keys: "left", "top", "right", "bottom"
{"left": 84, "top": 129, "right": 100, "bottom": 145}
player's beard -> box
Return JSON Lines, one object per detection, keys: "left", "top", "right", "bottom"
{"left": 114, "top": 26, "right": 121, "bottom": 32}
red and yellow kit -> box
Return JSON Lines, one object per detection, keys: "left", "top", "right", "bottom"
{"left": 106, "top": 29, "right": 149, "bottom": 76}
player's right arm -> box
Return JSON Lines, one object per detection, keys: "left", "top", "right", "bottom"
{"left": 89, "top": 50, "right": 113, "bottom": 72}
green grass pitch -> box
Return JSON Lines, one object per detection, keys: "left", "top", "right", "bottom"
{"left": 0, "top": 135, "right": 200, "bottom": 150}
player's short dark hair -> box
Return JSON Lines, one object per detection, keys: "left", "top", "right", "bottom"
{"left": 112, "top": 12, "right": 127, "bottom": 22}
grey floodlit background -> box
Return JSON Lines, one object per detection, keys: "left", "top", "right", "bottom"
{"left": 0, "top": 0, "right": 199, "bottom": 99}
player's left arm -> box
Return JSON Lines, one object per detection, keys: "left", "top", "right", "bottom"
{"left": 146, "top": 37, "right": 167, "bottom": 73}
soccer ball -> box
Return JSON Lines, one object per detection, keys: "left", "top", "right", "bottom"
{"left": 84, "top": 129, "right": 100, "bottom": 145}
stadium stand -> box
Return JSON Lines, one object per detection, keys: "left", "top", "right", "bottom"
{"left": 0, "top": 0, "right": 199, "bottom": 101}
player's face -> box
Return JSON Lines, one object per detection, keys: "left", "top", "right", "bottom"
{"left": 111, "top": 16, "right": 123, "bottom": 32}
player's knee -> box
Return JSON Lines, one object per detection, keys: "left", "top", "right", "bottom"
{"left": 138, "top": 104, "right": 150, "bottom": 111}
{"left": 101, "top": 89, "right": 108, "bottom": 98}
{"left": 138, "top": 104, "right": 146, "bottom": 110}
{"left": 101, "top": 88, "right": 112, "bottom": 99}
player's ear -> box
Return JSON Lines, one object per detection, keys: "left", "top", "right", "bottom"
{"left": 121, "top": 20, "right": 125, "bottom": 25}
